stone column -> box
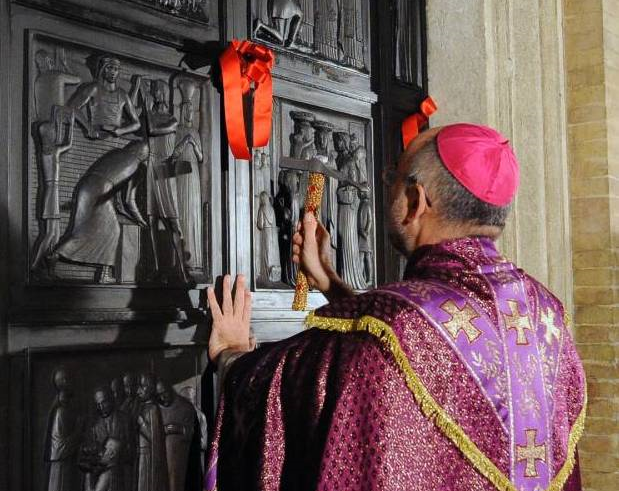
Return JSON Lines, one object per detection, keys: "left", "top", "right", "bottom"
{"left": 565, "top": 1, "right": 619, "bottom": 489}
{"left": 426, "top": 0, "right": 573, "bottom": 308}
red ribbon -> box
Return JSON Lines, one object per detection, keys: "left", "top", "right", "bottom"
{"left": 401, "top": 96, "right": 438, "bottom": 149}
{"left": 220, "top": 40, "right": 275, "bottom": 160}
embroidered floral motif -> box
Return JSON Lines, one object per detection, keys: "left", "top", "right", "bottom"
{"left": 306, "top": 312, "right": 587, "bottom": 491}
{"left": 513, "top": 353, "right": 542, "bottom": 419}
{"left": 538, "top": 343, "right": 556, "bottom": 401}
{"left": 540, "top": 308, "right": 561, "bottom": 346}
{"left": 405, "top": 282, "right": 446, "bottom": 302}
{"left": 471, "top": 340, "right": 508, "bottom": 407}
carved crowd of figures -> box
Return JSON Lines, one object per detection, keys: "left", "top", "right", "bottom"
{"left": 143, "top": 0, "right": 210, "bottom": 22}
{"left": 253, "top": 0, "right": 366, "bottom": 69}
{"left": 44, "top": 368, "right": 205, "bottom": 491}
{"left": 256, "top": 110, "right": 373, "bottom": 290}
{"left": 31, "top": 50, "right": 207, "bottom": 285}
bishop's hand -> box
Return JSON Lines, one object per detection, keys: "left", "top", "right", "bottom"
{"left": 293, "top": 213, "right": 357, "bottom": 302}
{"left": 207, "top": 275, "right": 254, "bottom": 363}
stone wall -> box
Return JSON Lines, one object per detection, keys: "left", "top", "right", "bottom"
{"left": 565, "top": 0, "right": 619, "bottom": 489}
{"left": 426, "top": 0, "right": 573, "bottom": 307}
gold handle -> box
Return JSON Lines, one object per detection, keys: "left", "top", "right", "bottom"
{"left": 292, "top": 172, "right": 326, "bottom": 311}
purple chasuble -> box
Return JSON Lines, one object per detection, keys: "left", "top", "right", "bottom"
{"left": 207, "top": 236, "right": 586, "bottom": 491}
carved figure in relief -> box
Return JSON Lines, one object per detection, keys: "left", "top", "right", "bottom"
{"left": 257, "top": 191, "right": 282, "bottom": 284}
{"left": 119, "top": 373, "right": 140, "bottom": 491}
{"left": 358, "top": 180, "right": 373, "bottom": 285}
{"left": 314, "top": 0, "right": 339, "bottom": 60}
{"left": 89, "top": 439, "right": 125, "bottom": 491}
{"left": 136, "top": 374, "right": 169, "bottom": 491}
{"left": 119, "top": 373, "right": 140, "bottom": 420}
{"left": 179, "top": 386, "right": 207, "bottom": 471}
{"left": 339, "top": 0, "right": 365, "bottom": 68}
{"left": 110, "top": 378, "right": 126, "bottom": 410}
{"left": 312, "top": 120, "right": 338, "bottom": 255}
{"left": 81, "top": 387, "right": 131, "bottom": 491}
{"left": 56, "top": 56, "right": 148, "bottom": 283}
{"left": 297, "top": 0, "right": 315, "bottom": 47}
{"left": 333, "top": 131, "right": 351, "bottom": 171}
{"left": 290, "top": 111, "right": 316, "bottom": 160}
{"left": 68, "top": 56, "right": 141, "bottom": 140}
{"left": 253, "top": 0, "right": 303, "bottom": 48}
{"left": 45, "top": 368, "right": 82, "bottom": 491}
{"left": 55, "top": 139, "right": 150, "bottom": 283}
{"left": 275, "top": 170, "right": 301, "bottom": 286}
{"left": 335, "top": 137, "right": 367, "bottom": 290}
{"left": 34, "top": 49, "right": 81, "bottom": 122}
{"left": 144, "top": 79, "right": 191, "bottom": 284}
{"left": 32, "top": 106, "right": 75, "bottom": 278}
{"left": 254, "top": 150, "right": 271, "bottom": 196}
{"left": 172, "top": 79, "right": 204, "bottom": 272}
{"left": 290, "top": 111, "right": 316, "bottom": 205}
{"left": 156, "top": 380, "right": 195, "bottom": 491}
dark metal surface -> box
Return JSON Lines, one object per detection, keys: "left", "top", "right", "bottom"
{"left": 0, "top": 1, "right": 427, "bottom": 489}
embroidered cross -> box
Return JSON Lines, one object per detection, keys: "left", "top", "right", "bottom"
{"left": 540, "top": 308, "right": 561, "bottom": 345}
{"left": 516, "top": 429, "right": 547, "bottom": 478}
{"left": 503, "top": 300, "right": 534, "bottom": 345}
{"left": 441, "top": 300, "right": 482, "bottom": 343}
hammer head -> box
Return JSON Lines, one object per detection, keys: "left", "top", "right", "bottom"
{"left": 279, "top": 155, "right": 327, "bottom": 172}
{"left": 279, "top": 155, "right": 342, "bottom": 181}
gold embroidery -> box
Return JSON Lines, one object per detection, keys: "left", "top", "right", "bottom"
{"left": 441, "top": 300, "right": 483, "bottom": 343}
{"left": 503, "top": 300, "right": 534, "bottom": 346}
{"left": 405, "top": 282, "right": 446, "bottom": 302}
{"left": 306, "top": 311, "right": 588, "bottom": 491}
{"left": 513, "top": 353, "right": 541, "bottom": 419}
{"left": 471, "top": 340, "right": 508, "bottom": 407}
{"left": 540, "top": 308, "right": 561, "bottom": 345}
{"left": 516, "top": 429, "right": 547, "bottom": 478}
{"left": 538, "top": 343, "right": 556, "bottom": 400}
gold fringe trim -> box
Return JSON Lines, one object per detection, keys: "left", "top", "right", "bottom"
{"left": 306, "top": 312, "right": 587, "bottom": 491}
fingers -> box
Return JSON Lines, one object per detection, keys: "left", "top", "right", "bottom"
{"left": 303, "top": 212, "right": 317, "bottom": 237}
{"left": 292, "top": 231, "right": 303, "bottom": 246}
{"left": 206, "top": 286, "right": 223, "bottom": 321}
{"left": 233, "top": 275, "right": 246, "bottom": 319}
{"left": 222, "top": 274, "right": 233, "bottom": 316}
{"left": 243, "top": 290, "right": 252, "bottom": 326}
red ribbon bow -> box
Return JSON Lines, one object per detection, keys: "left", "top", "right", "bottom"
{"left": 401, "top": 96, "right": 438, "bottom": 149}
{"left": 220, "top": 40, "right": 275, "bottom": 160}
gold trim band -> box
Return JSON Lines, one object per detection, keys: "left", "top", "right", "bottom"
{"left": 306, "top": 312, "right": 586, "bottom": 491}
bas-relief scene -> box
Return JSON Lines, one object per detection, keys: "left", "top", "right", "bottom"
{"left": 127, "top": 0, "right": 212, "bottom": 24}
{"left": 252, "top": 99, "right": 375, "bottom": 291}
{"left": 28, "top": 347, "right": 206, "bottom": 491}
{"left": 28, "top": 36, "right": 212, "bottom": 287}
{"left": 251, "top": 0, "right": 368, "bottom": 71}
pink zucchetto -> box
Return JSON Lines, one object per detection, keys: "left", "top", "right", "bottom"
{"left": 436, "top": 123, "right": 519, "bottom": 206}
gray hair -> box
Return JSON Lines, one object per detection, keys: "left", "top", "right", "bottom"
{"left": 408, "top": 139, "right": 512, "bottom": 228}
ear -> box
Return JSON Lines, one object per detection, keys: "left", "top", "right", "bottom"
{"left": 404, "top": 183, "right": 429, "bottom": 224}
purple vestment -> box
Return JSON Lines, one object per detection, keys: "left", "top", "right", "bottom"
{"left": 207, "top": 237, "right": 586, "bottom": 491}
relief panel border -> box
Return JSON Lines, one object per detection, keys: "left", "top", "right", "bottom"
{"left": 7, "top": 12, "right": 223, "bottom": 325}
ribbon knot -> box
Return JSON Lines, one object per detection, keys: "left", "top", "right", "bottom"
{"left": 401, "top": 96, "right": 438, "bottom": 149}
{"left": 220, "top": 39, "right": 275, "bottom": 160}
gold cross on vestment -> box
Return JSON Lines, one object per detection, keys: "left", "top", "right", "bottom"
{"left": 540, "top": 308, "right": 561, "bottom": 345}
{"left": 441, "top": 300, "right": 482, "bottom": 343}
{"left": 503, "top": 300, "right": 534, "bottom": 346}
{"left": 516, "top": 429, "right": 547, "bottom": 478}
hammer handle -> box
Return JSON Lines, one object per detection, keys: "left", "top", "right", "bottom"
{"left": 292, "top": 172, "right": 326, "bottom": 311}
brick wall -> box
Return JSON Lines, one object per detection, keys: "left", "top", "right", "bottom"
{"left": 565, "top": 0, "right": 619, "bottom": 489}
